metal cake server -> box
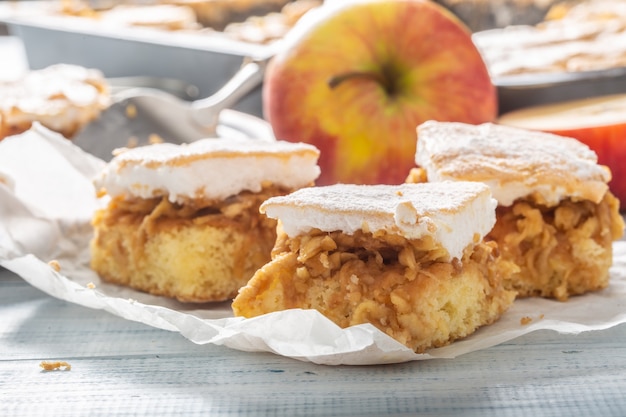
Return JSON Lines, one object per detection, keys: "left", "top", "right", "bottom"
{"left": 72, "top": 57, "right": 273, "bottom": 161}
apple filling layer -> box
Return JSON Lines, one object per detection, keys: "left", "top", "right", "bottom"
{"left": 90, "top": 186, "right": 286, "bottom": 302}
{"left": 488, "top": 191, "right": 624, "bottom": 301}
{"left": 232, "top": 228, "right": 517, "bottom": 353}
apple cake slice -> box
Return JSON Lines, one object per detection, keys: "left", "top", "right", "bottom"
{"left": 90, "top": 137, "right": 320, "bottom": 302}
{"left": 0, "top": 64, "right": 110, "bottom": 141}
{"left": 232, "top": 182, "right": 517, "bottom": 353}
{"left": 408, "top": 120, "right": 625, "bottom": 301}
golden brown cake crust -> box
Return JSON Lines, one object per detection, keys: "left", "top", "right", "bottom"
{"left": 90, "top": 187, "right": 285, "bottom": 302}
{"left": 233, "top": 227, "right": 517, "bottom": 353}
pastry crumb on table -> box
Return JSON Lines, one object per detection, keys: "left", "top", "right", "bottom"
{"left": 40, "top": 361, "right": 72, "bottom": 371}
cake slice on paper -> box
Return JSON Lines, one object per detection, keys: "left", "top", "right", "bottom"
{"left": 233, "top": 182, "right": 517, "bottom": 353}
{"left": 90, "top": 137, "right": 320, "bottom": 303}
{"left": 408, "top": 120, "right": 624, "bottom": 301}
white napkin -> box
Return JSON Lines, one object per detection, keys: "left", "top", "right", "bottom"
{"left": 2, "top": 124, "right": 626, "bottom": 365}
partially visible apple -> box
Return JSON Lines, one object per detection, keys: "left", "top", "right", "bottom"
{"left": 263, "top": 0, "right": 497, "bottom": 185}
{"left": 498, "top": 94, "right": 626, "bottom": 208}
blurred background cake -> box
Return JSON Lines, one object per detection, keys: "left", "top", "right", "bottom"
{"left": 472, "top": 0, "right": 626, "bottom": 77}
{"left": 57, "top": 0, "right": 322, "bottom": 42}
{"left": 0, "top": 64, "right": 110, "bottom": 141}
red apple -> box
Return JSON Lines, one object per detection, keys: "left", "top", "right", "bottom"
{"left": 263, "top": 0, "right": 497, "bottom": 185}
{"left": 498, "top": 94, "right": 626, "bottom": 207}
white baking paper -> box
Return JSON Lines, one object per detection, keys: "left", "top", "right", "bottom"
{"left": 2, "top": 124, "right": 626, "bottom": 365}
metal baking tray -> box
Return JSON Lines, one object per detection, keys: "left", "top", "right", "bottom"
{"left": 494, "top": 67, "right": 626, "bottom": 115}
{"left": 0, "top": 1, "right": 282, "bottom": 117}
{"left": 11, "top": 2, "right": 624, "bottom": 117}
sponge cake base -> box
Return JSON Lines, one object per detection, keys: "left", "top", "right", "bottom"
{"left": 90, "top": 190, "right": 280, "bottom": 302}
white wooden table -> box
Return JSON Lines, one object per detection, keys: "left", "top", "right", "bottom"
{"left": 2, "top": 265, "right": 626, "bottom": 416}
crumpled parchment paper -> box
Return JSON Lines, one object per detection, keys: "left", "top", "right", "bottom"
{"left": 2, "top": 124, "right": 625, "bottom": 365}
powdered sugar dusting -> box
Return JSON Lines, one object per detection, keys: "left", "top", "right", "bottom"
{"left": 415, "top": 121, "right": 610, "bottom": 206}
{"left": 261, "top": 182, "right": 497, "bottom": 260}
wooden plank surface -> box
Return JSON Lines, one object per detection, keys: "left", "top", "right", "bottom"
{"left": 2, "top": 267, "right": 625, "bottom": 417}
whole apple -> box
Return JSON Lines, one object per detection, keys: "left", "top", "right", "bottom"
{"left": 263, "top": 0, "right": 497, "bottom": 185}
{"left": 498, "top": 94, "right": 626, "bottom": 208}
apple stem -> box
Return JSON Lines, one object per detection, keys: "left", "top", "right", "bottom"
{"left": 328, "top": 71, "right": 390, "bottom": 92}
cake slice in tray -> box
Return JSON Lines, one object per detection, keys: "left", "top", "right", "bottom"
{"left": 0, "top": 64, "right": 110, "bottom": 141}
{"left": 233, "top": 182, "right": 517, "bottom": 353}
{"left": 90, "top": 137, "right": 320, "bottom": 303}
{"left": 408, "top": 120, "right": 624, "bottom": 301}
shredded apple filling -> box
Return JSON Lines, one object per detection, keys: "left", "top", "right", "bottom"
{"left": 488, "top": 191, "right": 624, "bottom": 300}
{"left": 275, "top": 228, "right": 452, "bottom": 276}
{"left": 97, "top": 185, "right": 289, "bottom": 236}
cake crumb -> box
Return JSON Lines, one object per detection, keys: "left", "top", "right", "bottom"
{"left": 48, "top": 260, "right": 61, "bottom": 272}
{"left": 520, "top": 316, "right": 532, "bottom": 325}
{"left": 113, "top": 146, "right": 129, "bottom": 157}
{"left": 86, "top": 282, "right": 96, "bottom": 289}
{"left": 127, "top": 136, "right": 139, "bottom": 149}
{"left": 40, "top": 361, "right": 71, "bottom": 371}
{"left": 149, "top": 134, "right": 164, "bottom": 145}
{"left": 125, "top": 103, "right": 137, "bottom": 119}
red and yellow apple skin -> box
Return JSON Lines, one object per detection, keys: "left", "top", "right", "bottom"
{"left": 263, "top": 0, "right": 497, "bottom": 185}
